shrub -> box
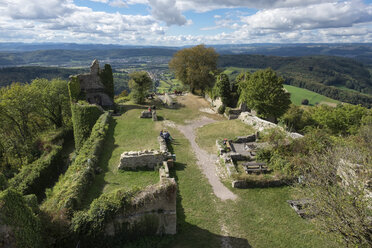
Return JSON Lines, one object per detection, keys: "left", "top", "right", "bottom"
{"left": 9, "top": 144, "right": 63, "bottom": 202}
{"left": 0, "top": 172, "right": 8, "bottom": 191}
{"left": 301, "top": 99, "right": 309, "bottom": 105}
{"left": 0, "top": 189, "right": 44, "bottom": 248}
{"left": 42, "top": 112, "right": 110, "bottom": 216}
{"left": 218, "top": 104, "right": 226, "bottom": 114}
{"left": 71, "top": 103, "right": 103, "bottom": 150}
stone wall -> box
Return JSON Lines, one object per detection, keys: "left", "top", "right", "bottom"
{"left": 118, "top": 136, "right": 171, "bottom": 170}
{"left": 118, "top": 150, "right": 165, "bottom": 170}
{"left": 105, "top": 178, "right": 177, "bottom": 236}
{"left": 239, "top": 112, "right": 303, "bottom": 139}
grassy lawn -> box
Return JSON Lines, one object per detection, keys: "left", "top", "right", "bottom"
{"left": 156, "top": 94, "right": 223, "bottom": 124}
{"left": 81, "top": 104, "right": 161, "bottom": 208}
{"left": 284, "top": 84, "right": 339, "bottom": 106}
{"left": 195, "top": 119, "right": 255, "bottom": 153}
{"left": 84, "top": 94, "right": 337, "bottom": 247}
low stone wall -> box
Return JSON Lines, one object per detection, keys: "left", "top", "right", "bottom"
{"left": 118, "top": 150, "right": 165, "bottom": 170}
{"left": 234, "top": 134, "right": 257, "bottom": 143}
{"left": 105, "top": 178, "right": 177, "bottom": 236}
{"left": 232, "top": 177, "right": 295, "bottom": 188}
{"left": 239, "top": 112, "right": 303, "bottom": 139}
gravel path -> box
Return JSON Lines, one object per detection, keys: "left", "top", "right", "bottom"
{"left": 176, "top": 116, "right": 237, "bottom": 201}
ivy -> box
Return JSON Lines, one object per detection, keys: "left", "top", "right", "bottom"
{"left": 42, "top": 112, "right": 110, "bottom": 216}
{"left": 0, "top": 189, "right": 44, "bottom": 248}
{"left": 71, "top": 103, "right": 103, "bottom": 151}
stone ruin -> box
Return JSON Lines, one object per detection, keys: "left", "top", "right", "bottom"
{"left": 113, "top": 135, "right": 177, "bottom": 236}
{"left": 118, "top": 135, "right": 172, "bottom": 170}
{"left": 70, "top": 59, "right": 114, "bottom": 108}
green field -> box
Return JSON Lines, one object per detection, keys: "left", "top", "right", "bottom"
{"left": 120, "top": 94, "right": 338, "bottom": 247}
{"left": 284, "top": 84, "right": 339, "bottom": 106}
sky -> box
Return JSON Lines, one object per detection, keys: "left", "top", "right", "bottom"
{"left": 0, "top": 0, "right": 372, "bottom": 46}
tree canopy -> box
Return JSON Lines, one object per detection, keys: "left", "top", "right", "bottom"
{"left": 169, "top": 44, "right": 218, "bottom": 94}
{"left": 238, "top": 68, "right": 291, "bottom": 120}
{"left": 215, "top": 73, "right": 231, "bottom": 106}
{"left": 128, "top": 71, "right": 152, "bottom": 104}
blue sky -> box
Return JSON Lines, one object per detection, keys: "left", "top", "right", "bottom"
{"left": 0, "top": 0, "right": 372, "bottom": 45}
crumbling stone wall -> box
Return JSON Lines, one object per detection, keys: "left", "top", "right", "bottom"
{"left": 105, "top": 178, "right": 177, "bottom": 236}
{"left": 118, "top": 150, "right": 165, "bottom": 170}
{"left": 70, "top": 59, "right": 114, "bottom": 108}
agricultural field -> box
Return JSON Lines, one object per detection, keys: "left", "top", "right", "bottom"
{"left": 283, "top": 84, "right": 339, "bottom": 106}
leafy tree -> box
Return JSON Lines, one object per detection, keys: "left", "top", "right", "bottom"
{"left": 301, "top": 99, "right": 309, "bottom": 105}
{"left": 128, "top": 71, "right": 152, "bottom": 104}
{"left": 239, "top": 68, "right": 291, "bottom": 121}
{"left": 31, "top": 78, "right": 71, "bottom": 128}
{"left": 298, "top": 133, "right": 372, "bottom": 247}
{"left": 169, "top": 44, "right": 218, "bottom": 94}
{"left": 215, "top": 73, "right": 231, "bottom": 106}
{"left": 311, "top": 104, "right": 369, "bottom": 135}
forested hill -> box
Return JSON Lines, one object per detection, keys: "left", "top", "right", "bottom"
{"left": 0, "top": 48, "right": 176, "bottom": 67}
{"left": 219, "top": 55, "right": 372, "bottom": 107}
{"left": 0, "top": 67, "right": 88, "bottom": 87}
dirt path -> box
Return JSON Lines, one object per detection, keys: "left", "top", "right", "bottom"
{"left": 176, "top": 116, "right": 237, "bottom": 201}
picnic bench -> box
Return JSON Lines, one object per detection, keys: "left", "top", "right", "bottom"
{"left": 242, "top": 162, "right": 269, "bottom": 174}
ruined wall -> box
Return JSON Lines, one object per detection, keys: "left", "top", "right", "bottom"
{"left": 118, "top": 150, "right": 165, "bottom": 170}
{"left": 105, "top": 178, "right": 177, "bottom": 237}
{"left": 118, "top": 136, "right": 170, "bottom": 170}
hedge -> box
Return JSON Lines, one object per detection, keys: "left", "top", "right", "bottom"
{"left": 68, "top": 76, "right": 83, "bottom": 102}
{"left": 71, "top": 103, "right": 103, "bottom": 150}
{"left": 42, "top": 112, "right": 110, "bottom": 216}
{"left": 8, "top": 129, "right": 71, "bottom": 202}
{"left": 0, "top": 189, "right": 44, "bottom": 248}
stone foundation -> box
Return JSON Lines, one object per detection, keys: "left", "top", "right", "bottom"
{"left": 118, "top": 150, "right": 165, "bottom": 170}
{"left": 105, "top": 178, "right": 177, "bottom": 236}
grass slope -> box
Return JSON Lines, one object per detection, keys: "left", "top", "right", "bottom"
{"left": 195, "top": 119, "right": 255, "bottom": 154}
{"left": 284, "top": 84, "right": 339, "bottom": 106}
{"left": 82, "top": 104, "right": 161, "bottom": 208}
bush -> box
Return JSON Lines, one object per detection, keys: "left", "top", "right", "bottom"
{"left": 301, "top": 99, "right": 309, "bottom": 105}
{"left": 218, "top": 104, "right": 226, "bottom": 114}
{"left": 9, "top": 144, "right": 63, "bottom": 202}
{"left": 71, "top": 103, "right": 103, "bottom": 150}
{"left": 42, "top": 112, "right": 110, "bottom": 216}
{"left": 0, "top": 189, "right": 44, "bottom": 248}
{"left": 0, "top": 172, "right": 8, "bottom": 191}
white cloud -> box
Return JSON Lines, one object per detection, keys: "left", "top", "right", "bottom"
{"left": 242, "top": 0, "right": 372, "bottom": 31}
{"left": 148, "top": 0, "right": 187, "bottom": 25}
{"left": 5, "top": 0, "right": 74, "bottom": 19}
{"left": 109, "top": 0, "right": 128, "bottom": 7}
{"left": 0, "top": 0, "right": 371, "bottom": 45}
{"left": 88, "top": 0, "right": 109, "bottom": 3}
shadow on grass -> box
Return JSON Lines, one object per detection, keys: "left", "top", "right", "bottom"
{"left": 121, "top": 104, "right": 148, "bottom": 113}
{"left": 80, "top": 118, "right": 118, "bottom": 209}
{"left": 168, "top": 162, "right": 252, "bottom": 248}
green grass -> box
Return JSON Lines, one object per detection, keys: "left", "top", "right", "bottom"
{"left": 284, "top": 84, "right": 339, "bottom": 106}
{"left": 82, "top": 105, "right": 161, "bottom": 208}
{"left": 87, "top": 94, "right": 337, "bottom": 247}
{"left": 195, "top": 119, "right": 255, "bottom": 153}
{"left": 155, "top": 94, "right": 223, "bottom": 124}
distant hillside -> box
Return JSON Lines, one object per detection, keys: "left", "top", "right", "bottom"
{"left": 219, "top": 55, "right": 372, "bottom": 107}
{"left": 0, "top": 66, "right": 88, "bottom": 86}
{"left": 0, "top": 48, "right": 176, "bottom": 67}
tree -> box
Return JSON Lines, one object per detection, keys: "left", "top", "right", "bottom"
{"left": 99, "top": 64, "right": 114, "bottom": 100}
{"left": 169, "top": 44, "right": 218, "bottom": 94}
{"left": 239, "top": 68, "right": 291, "bottom": 121}
{"left": 128, "top": 71, "right": 152, "bottom": 104}
{"left": 301, "top": 99, "right": 309, "bottom": 105}
{"left": 298, "top": 130, "right": 372, "bottom": 247}
{"left": 31, "top": 78, "right": 71, "bottom": 128}
{"left": 215, "top": 73, "right": 231, "bottom": 106}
